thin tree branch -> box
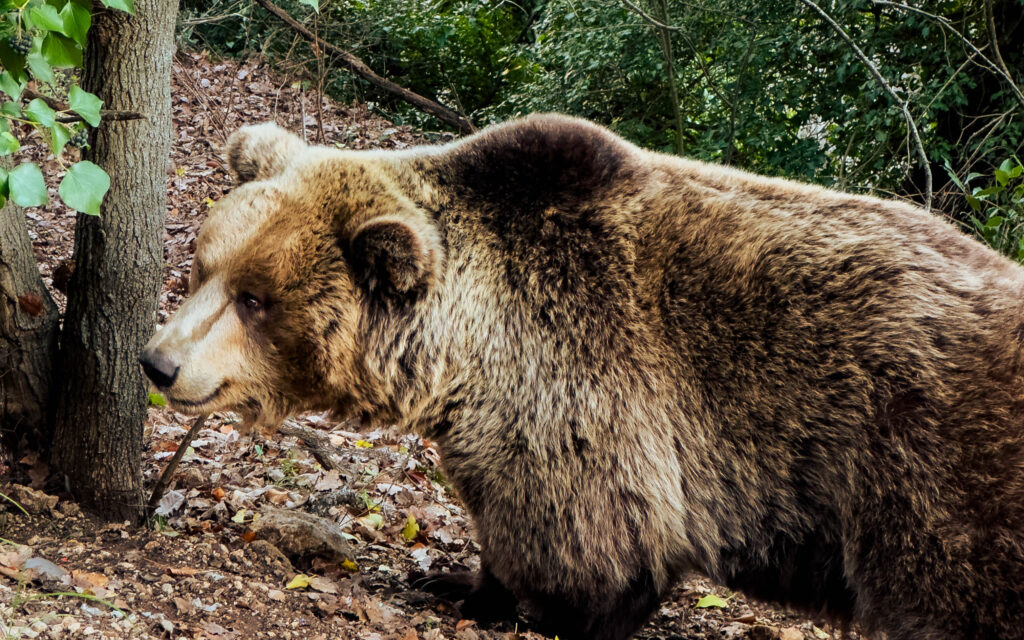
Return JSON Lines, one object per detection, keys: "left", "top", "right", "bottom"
{"left": 872, "top": 0, "right": 1024, "bottom": 110}
{"left": 253, "top": 0, "right": 475, "bottom": 134}
{"left": 619, "top": 0, "right": 731, "bottom": 110}
{"left": 798, "top": 0, "right": 932, "bottom": 212}
{"left": 649, "top": 0, "right": 685, "bottom": 154}
{"left": 619, "top": 0, "right": 680, "bottom": 31}
{"left": 24, "top": 88, "right": 143, "bottom": 122}
{"left": 983, "top": 0, "right": 1018, "bottom": 106}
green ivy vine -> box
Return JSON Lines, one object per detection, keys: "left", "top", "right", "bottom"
{"left": 0, "top": 0, "right": 134, "bottom": 215}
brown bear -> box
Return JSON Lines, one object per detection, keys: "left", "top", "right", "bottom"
{"left": 141, "top": 114, "right": 1024, "bottom": 640}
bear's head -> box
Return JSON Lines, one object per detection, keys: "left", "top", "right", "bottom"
{"left": 140, "top": 123, "right": 443, "bottom": 430}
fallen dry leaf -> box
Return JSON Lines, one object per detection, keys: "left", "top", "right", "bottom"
{"left": 167, "top": 566, "right": 201, "bottom": 577}
{"left": 265, "top": 487, "right": 290, "bottom": 505}
{"left": 71, "top": 570, "right": 109, "bottom": 590}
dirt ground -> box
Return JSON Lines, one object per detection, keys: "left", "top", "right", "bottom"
{"left": 0, "top": 51, "right": 863, "bottom": 640}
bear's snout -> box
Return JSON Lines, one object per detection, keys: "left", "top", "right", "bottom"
{"left": 139, "top": 348, "right": 180, "bottom": 389}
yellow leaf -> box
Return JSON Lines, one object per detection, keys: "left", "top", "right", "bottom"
{"left": 401, "top": 514, "right": 419, "bottom": 541}
{"left": 231, "top": 508, "right": 247, "bottom": 523}
{"left": 340, "top": 559, "right": 358, "bottom": 572}
{"left": 695, "top": 594, "right": 729, "bottom": 609}
{"left": 354, "top": 440, "right": 373, "bottom": 448}
{"left": 286, "top": 574, "right": 311, "bottom": 589}
{"left": 204, "top": 197, "right": 215, "bottom": 207}
{"left": 175, "top": 167, "right": 186, "bottom": 176}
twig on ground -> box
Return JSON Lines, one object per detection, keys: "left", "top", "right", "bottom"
{"left": 279, "top": 420, "right": 347, "bottom": 471}
{"left": 279, "top": 419, "right": 402, "bottom": 470}
{"left": 145, "top": 414, "right": 207, "bottom": 521}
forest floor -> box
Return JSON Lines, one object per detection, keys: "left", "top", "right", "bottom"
{"left": 0, "top": 51, "right": 864, "bottom": 640}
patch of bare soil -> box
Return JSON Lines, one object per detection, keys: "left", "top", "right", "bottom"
{"left": 1, "top": 51, "right": 860, "bottom": 640}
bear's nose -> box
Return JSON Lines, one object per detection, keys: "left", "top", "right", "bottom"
{"left": 139, "top": 348, "right": 180, "bottom": 389}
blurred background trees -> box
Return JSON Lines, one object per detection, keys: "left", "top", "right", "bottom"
{"left": 181, "top": 0, "right": 1023, "bottom": 252}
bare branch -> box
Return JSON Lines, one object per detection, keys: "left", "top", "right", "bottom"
{"left": 619, "top": 0, "right": 681, "bottom": 31}
{"left": 253, "top": 0, "right": 475, "bottom": 134}
{"left": 983, "top": 0, "right": 1019, "bottom": 107}
{"left": 872, "top": 0, "right": 1024, "bottom": 110}
{"left": 619, "top": 0, "right": 731, "bottom": 111}
{"left": 798, "top": 0, "right": 932, "bottom": 213}
{"left": 24, "top": 88, "right": 144, "bottom": 122}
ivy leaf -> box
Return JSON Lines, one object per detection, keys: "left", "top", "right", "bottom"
{"left": 0, "top": 131, "right": 20, "bottom": 155}
{"left": 98, "top": 0, "right": 135, "bottom": 13}
{"left": 695, "top": 594, "right": 730, "bottom": 609}
{"left": 61, "top": 1, "right": 91, "bottom": 47}
{"left": 0, "top": 70, "right": 24, "bottom": 101}
{"left": 298, "top": 0, "right": 319, "bottom": 11}
{"left": 59, "top": 161, "right": 110, "bottom": 215}
{"left": 1, "top": 102, "right": 21, "bottom": 119}
{"left": 26, "top": 49, "right": 54, "bottom": 85}
{"left": 69, "top": 86, "right": 102, "bottom": 127}
{"left": 42, "top": 33, "right": 82, "bottom": 68}
{"left": 24, "top": 98, "right": 56, "bottom": 127}
{"left": 29, "top": 5, "right": 68, "bottom": 36}
{"left": 49, "top": 122, "right": 71, "bottom": 156}
{"left": 8, "top": 163, "right": 48, "bottom": 207}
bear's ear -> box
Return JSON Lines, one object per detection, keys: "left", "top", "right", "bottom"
{"left": 224, "top": 123, "right": 306, "bottom": 183}
{"left": 349, "top": 215, "right": 442, "bottom": 297}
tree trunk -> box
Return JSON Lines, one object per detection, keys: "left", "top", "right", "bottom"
{"left": 0, "top": 158, "right": 59, "bottom": 451}
{"left": 51, "top": 0, "right": 178, "bottom": 522}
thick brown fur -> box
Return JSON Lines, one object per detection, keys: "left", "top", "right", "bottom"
{"left": 144, "top": 115, "right": 1024, "bottom": 640}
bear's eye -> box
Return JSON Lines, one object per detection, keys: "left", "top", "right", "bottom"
{"left": 238, "top": 291, "right": 263, "bottom": 313}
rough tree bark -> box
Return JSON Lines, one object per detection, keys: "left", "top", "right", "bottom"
{"left": 0, "top": 158, "right": 59, "bottom": 451}
{"left": 51, "top": 0, "right": 178, "bottom": 521}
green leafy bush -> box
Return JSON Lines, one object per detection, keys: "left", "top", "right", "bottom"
{"left": 0, "top": 0, "right": 130, "bottom": 215}
{"left": 947, "top": 157, "right": 1024, "bottom": 261}
{"left": 182, "top": 0, "right": 1022, "bottom": 209}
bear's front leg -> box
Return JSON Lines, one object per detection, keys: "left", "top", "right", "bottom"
{"left": 523, "top": 568, "right": 663, "bottom": 640}
{"left": 413, "top": 562, "right": 519, "bottom": 624}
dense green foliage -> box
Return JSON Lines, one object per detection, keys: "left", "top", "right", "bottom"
{"left": 184, "top": 0, "right": 1022, "bottom": 251}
